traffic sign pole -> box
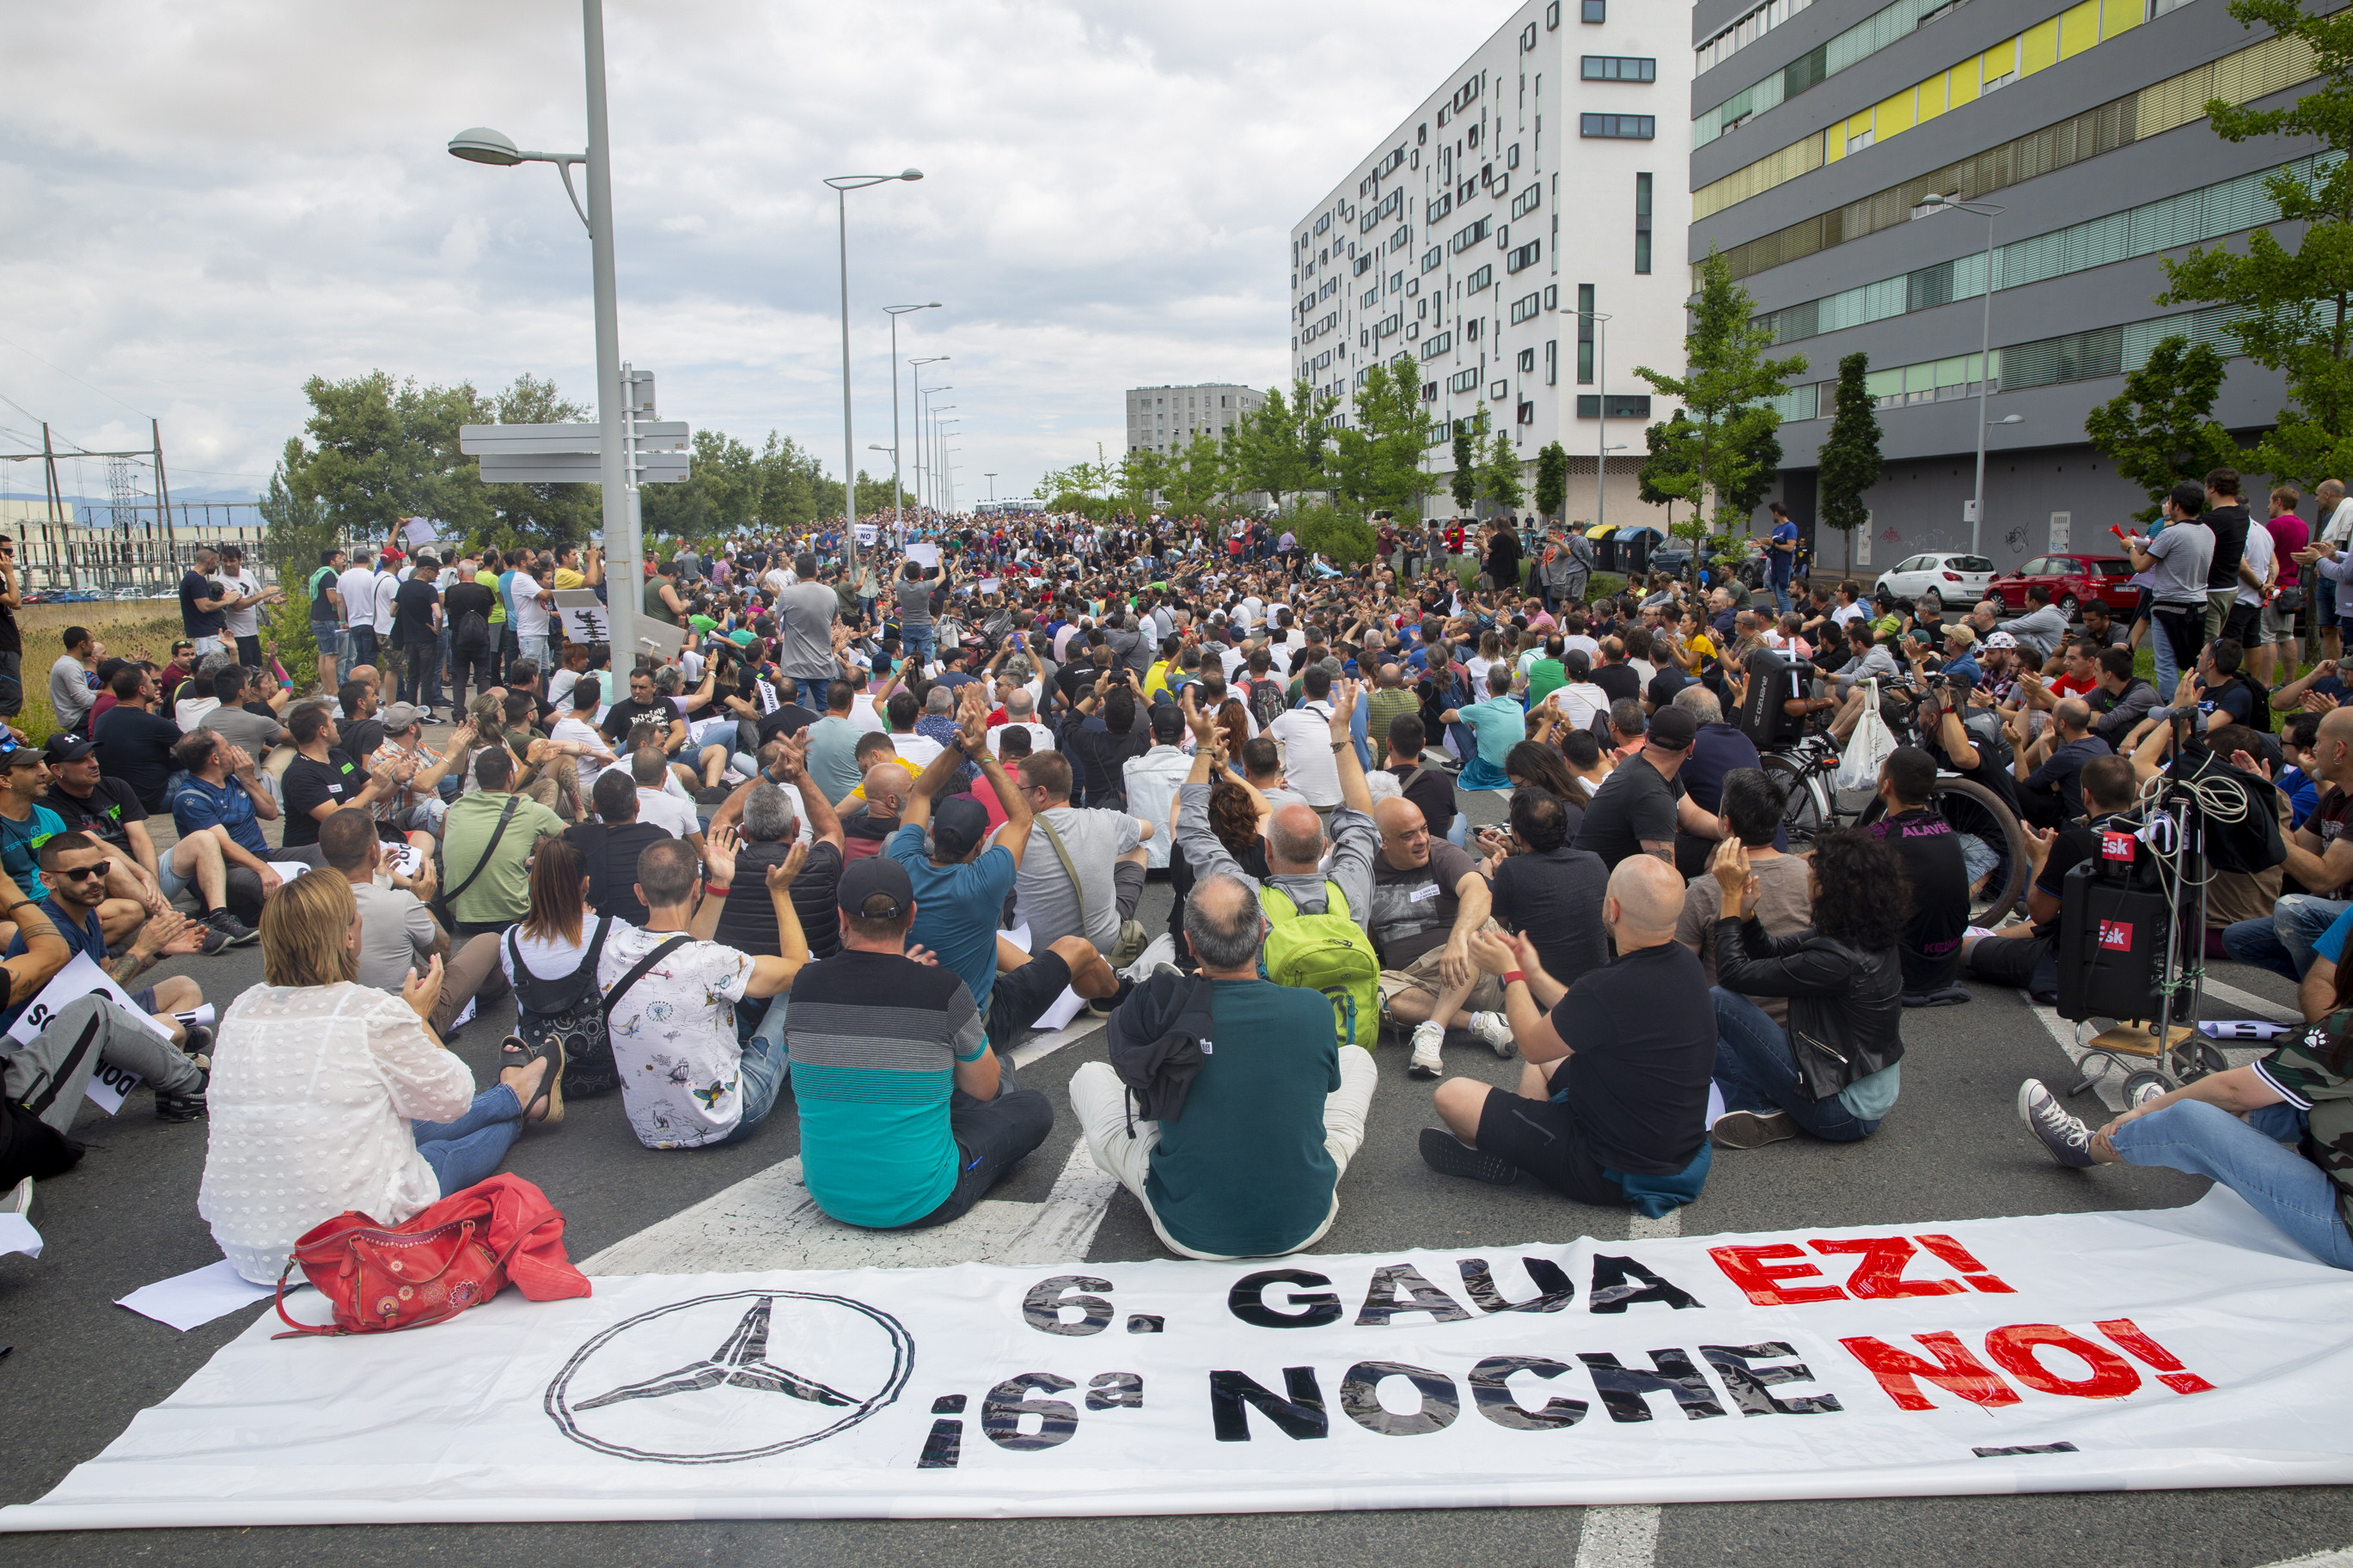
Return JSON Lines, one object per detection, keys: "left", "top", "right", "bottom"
{"left": 581, "top": 0, "right": 638, "bottom": 671}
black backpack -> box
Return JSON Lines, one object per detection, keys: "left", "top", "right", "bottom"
{"left": 452, "top": 602, "right": 492, "bottom": 655}
{"left": 1103, "top": 970, "right": 1217, "bottom": 1132}
{"left": 504, "top": 917, "right": 620, "bottom": 1097}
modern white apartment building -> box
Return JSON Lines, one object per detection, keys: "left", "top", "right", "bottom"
{"left": 1125, "top": 383, "right": 1266, "bottom": 456}
{"left": 1290, "top": 0, "right": 1692, "bottom": 525}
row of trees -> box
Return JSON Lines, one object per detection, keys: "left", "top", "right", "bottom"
{"left": 261, "top": 369, "right": 906, "bottom": 597}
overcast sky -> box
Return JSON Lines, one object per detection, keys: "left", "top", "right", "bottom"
{"left": 0, "top": 0, "right": 1506, "bottom": 509}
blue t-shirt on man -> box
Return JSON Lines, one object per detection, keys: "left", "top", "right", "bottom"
{"left": 888, "top": 823, "right": 1018, "bottom": 1016}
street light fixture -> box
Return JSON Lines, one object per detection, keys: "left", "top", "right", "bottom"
{"left": 825, "top": 168, "right": 923, "bottom": 564}
{"left": 447, "top": 0, "right": 640, "bottom": 667}
{"left": 929, "top": 406, "right": 958, "bottom": 514}
{"left": 1921, "top": 194, "right": 2008, "bottom": 555}
{"left": 908, "top": 359, "right": 947, "bottom": 512}
{"left": 883, "top": 303, "right": 941, "bottom": 542}
{"left": 1571, "top": 308, "right": 1617, "bottom": 535}
{"left": 918, "top": 384, "right": 952, "bottom": 511}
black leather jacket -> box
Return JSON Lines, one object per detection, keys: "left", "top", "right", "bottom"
{"left": 1713, "top": 917, "right": 1904, "bottom": 1100}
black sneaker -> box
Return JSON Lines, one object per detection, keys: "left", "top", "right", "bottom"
{"left": 1711, "top": 1109, "right": 1800, "bottom": 1150}
{"left": 180, "top": 1025, "right": 214, "bottom": 1067}
{"left": 1418, "top": 1126, "right": 1519, "bottom": 1186}
{"left": 202, "top": 908, "right": 260, "bottom": 948}
{"left": 154, "top": 1067, "right": 208, "bottom": 1123}
{"left": 2017, "top": 1078, "right": 2097, "bottom": 1168}
{"left": 694, "top": 784, "right": 734, "bottom": 805}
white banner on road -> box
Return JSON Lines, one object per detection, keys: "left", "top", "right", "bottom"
{"left": 5, "top": 1191, "right": 2350, "bottom": 1531}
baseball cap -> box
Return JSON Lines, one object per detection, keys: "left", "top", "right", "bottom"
{"left": 1150, "top": 705, "right": 1184, "bottom": 741}
{"left": 1647, "top": 705, "right": 1699, "bottom": 751}
{"left": 1943, "top": 623, "right": 1979, "bottom": 648}
{"left": 1983, "top": 631, "right": 2020, "bottom": 650}
{"left": 929, "top": 796, "right": 992, "bottom": 860}
{"left": 381, "top": 702, "right": 424, "bottom": 732}
{"left": 40, "top": 735, "right": 95, "bottom": 764}
{"left": 836, "top": 856, "right": 914, "bottom": 922}
{"left": 3, "top": 741, "right": 42, "bottom": 769}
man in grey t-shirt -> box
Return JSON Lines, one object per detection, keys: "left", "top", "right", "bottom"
{"left": 49, "top": 626, "right": 96, "bottom": 735}
{"left": 773, "top": 551, "right": 843, "bottom": 708}
{"left": 2127, "top": 483, "right": 2215, "bottom": 699}
{"left": 1000, "top": 750, "right": 1152, "bottom": 955}
{"left": 200, "top": 667, "right": 285, "bottom": 756}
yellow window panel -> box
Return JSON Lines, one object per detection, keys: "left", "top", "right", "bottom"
{"left": 1917, "top": 72, "right": 1949, "bottom": 122}
{"left": 2020, "top": 16, "right": 2059, "bottom": 76}
{"left": 2060, "top": 0, "right": 2100, "bottom": 58}
{"left": 1947, "top": 62, "right": 1980, "bottom": 107}
{"left": 1877, "top": 86, "right": 1917, "bottom": 137}
{"left": 2100, "top": 0, "right": 2142, "bottom": 39}
{"left": 1847, "top": 107, "right": 1877, "bottom": 138}
{"left": 1980, "top": 38, "right": 2019, "bottom": 85}
{"left": 1824, "top": 125, "right": 1844, "bottom": 163}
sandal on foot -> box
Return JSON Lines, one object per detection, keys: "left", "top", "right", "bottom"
{"left": 523, "top": 1034, "right": 566, "bottom": 1126}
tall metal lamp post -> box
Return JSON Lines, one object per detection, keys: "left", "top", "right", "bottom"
{"left": 908, "top": 361, "right": 947, "bottom": 513}
{"left": 826, "top": 169, "right": 922, "bottom": 565}
{"left": 1920, "top": 194, "right": 2007, "bottom": 555}
{"left": 883, "top": 303, "right": 941, "bottom": 542}
{"left": 448, "top": 0, "right": 641, "bottom": 666}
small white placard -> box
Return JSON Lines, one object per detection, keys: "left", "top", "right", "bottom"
{"left": 905, "top": 542, "right": 940, "bottom": 570}
{"left": 83, "top": 1059, "right": 143, "bottom": 1115}
{"left": 115, "top": 1260, "right": 277, "bottom": 1332}
{"left": 551, "top": 589, "right": 609, "bottom": 645}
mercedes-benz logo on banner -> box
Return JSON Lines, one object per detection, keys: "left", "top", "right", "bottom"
{"left": 546, "top": 1290, "right": 914, "bottom": 1464}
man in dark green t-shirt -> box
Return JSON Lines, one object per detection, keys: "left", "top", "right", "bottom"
{"left": 1067, "top": 871, "right": 1378, "bottom": 1259}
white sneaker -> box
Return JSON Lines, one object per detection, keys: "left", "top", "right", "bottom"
{"left": 1408, "top": 1020, "right": 1445, "bottom": 1079}
{"left": 1470, "top": 1010, "right": 1517, "bottom": 1058}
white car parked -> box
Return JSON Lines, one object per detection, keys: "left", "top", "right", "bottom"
{"left": 1873, "top": 552, "right": 1995, "bottom": 613}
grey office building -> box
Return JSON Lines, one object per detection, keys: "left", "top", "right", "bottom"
{"left": 1690, "top": 0, "right": 2322, "bottom": 577}
{"left": 1126, "top": 384, "right": 1265, "bottom": 456}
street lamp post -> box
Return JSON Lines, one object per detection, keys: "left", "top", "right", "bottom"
{"left": 929, "top": 406, "right": 957, "bottom": 516}
{"left": 1922, "top": 194, "right": 2007, "bottom": 555}
{"left": 908, "top": 360, "right": 947, "bottom": 515}
{"left": 937, "top": 424, "right": 961, "bottom": 515}
{"left": 448, "top": 0, "right": 640, "bottom": 667}
{"left": 919, "top": 386, "right": 952, "bottom": 511}
{"left": 1571, "top": 308, "right": 1614, "bottom": 534}
{"left": 883, "top": 305, "right": 940, "bottom": 543}
{"left": 825, "top": 169, "right": 923, "bottom": 567}
{"left": 984, "top": 473, "right": 997, "bottom": 503}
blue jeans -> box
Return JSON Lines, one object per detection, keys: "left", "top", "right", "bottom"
{"left": 340, "top": 625, "right": 376, "bottom": 685}
{"left": 902, "top": 625, "right": 935, "bottom": 668}
{"left": 1709, "top": 987, "right": 1880, "bottom": 1142}
{"left": 518, "top": 633, "right": 552, "bottom": 672}
{"left": 2110, "top": 1098, "right": 2353, "bottom": 1268}
{"left": 412, "top": 1083, "right": 526, "bottom": 1194}
{"left": 311, "top": 621, "right": 341, "bottom": 673}
{"left": 719, "top": 1002, "right": 790, "bottom": 1145}
{"left": 2149, "top": 614, "right": 2179, "bottom": 703}
{"left": 2221, "top": 894, "right": 2350, "bottom": 981}
{"left": 1771, "top": 577, "right": 1793, "bottom": 613}
{"left": 796, "top": 675, "right": 833, "bottom": 710}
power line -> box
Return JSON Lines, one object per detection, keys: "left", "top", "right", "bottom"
{"left": 0, "top": 333, "right": 152, "bottom": 422}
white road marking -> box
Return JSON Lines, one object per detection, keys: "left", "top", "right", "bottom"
{"left": 2198, "top": 974, "right": 2301, "bottom": 1023}
{"left": 2254, "top": 1551, "right": 2353, "bottom": 1568}
{"left": 580, "top": 1138, "right": 1121, "bottom": 1276}
{"left": 1574, "top": 1504, "right": 1663, "bottom": 1568}
{"left": 1009, "top": 1017, "right": 1104, "bottom": 1070}
{"left": 2021, "top": 994, "right": 2269, "bottom": 1113}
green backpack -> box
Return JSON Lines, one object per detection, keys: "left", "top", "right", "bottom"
{"left": 1258, "top": 880, "right": 1383, "bottom": 1051}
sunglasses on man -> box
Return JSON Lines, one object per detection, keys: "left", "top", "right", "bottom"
{"left": 55, "top": 860, "right": 112, "bottom": 883}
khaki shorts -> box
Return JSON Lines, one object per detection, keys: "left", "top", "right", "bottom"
{"left": 1378, "top": 930, "right": 1506, "bottom": 1017}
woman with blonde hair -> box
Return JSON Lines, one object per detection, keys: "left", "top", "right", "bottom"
{"left": 198, "top": 869, "right": 560, "bottom": 1284}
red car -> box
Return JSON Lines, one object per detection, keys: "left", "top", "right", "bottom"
{"left": 1989, "top": 553, "right": 2139, "bottom": 617}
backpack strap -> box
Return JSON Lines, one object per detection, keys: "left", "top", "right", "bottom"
{"left": 442, "top": 795, "right": 522, "bottom": 909}
{"left": 1035, "top": 815, "right": 1090, "bottom": 930}
{"left": 602, "top": 933, "right": 692, "bottom": 1022}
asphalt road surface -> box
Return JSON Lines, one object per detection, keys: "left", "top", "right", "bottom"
{"left": 3, "top": 782, "right": 2349, "bottom": 1566}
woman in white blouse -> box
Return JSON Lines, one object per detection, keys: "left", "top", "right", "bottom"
{"left": 199, "top": 869, "right": 559, "bottom": 1284}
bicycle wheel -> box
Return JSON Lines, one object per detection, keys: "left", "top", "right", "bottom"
{"left": 1760, "top": 753, "right": 1828, "bottom": 848}
{"left": 1925, "top": 777, "right": 2031, "bottom": 924}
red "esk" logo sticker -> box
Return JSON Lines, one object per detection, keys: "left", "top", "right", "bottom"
{"left": 2098, "top": 920, "right": 2133, "bottom": 951}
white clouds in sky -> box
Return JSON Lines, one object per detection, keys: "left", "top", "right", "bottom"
{"left": 0, "top": 0, "right": 1505, "bottom": 503}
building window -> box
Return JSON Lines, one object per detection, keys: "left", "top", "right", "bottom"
{"left": 1576, "top": 284, "right": 1595, "bottom": 383}
{"left": 1510, "top": 291, "right": 1541, "bottom": 324}
{"left": 1518, "top": 348, "right": 1537, "bottom": 374}
{"left": 1547, "top": 0, "right": 1561, "bottom": 26}
{"left": 1545, "top": 339, "right": 1558, "bottom": 384}
{"left": 1489, "top": 380, "right": 1510, "bottom": 400}
{"left": 1521, "top": 21, "right": 1538, "bottom": 49}
{"left": 1635, "top": 172, "right": 1653, "bottom": 274}
{"left": 1544, "top": 284, "right": 1558, "bottom": 309}
{"left": 1467, "top": 265, "right": 1494, "bottom": 293}
{"left": 1507, "top": 241, "right": 1542, "bottom": 273}
{"left": 1507, "top": 143, "right": 1521, "bottom": 169}
{"left": 1449, "top": 216, "right": 1493, "bottom": 253}
{"left": 1465, "top": 317, "right": 1482, "bottom": 341}
{"left": 1422, "top": 246, "right": 1442, "bottom": 273}
{"left": 1580, "top": 114, "right": 1654, "bottom": 139}
{"left": 1580, "top": 55, "right": 1656, "bottom": 81}
{"left": 1513, "top": 184, "right": 1542, "bottom": 219}
{"left": 1517, "top": 400, "right": 1537, "bottom": 424}
{"left": 1421, "top": 332, "right": 1453, "bottom": 359}
{"left": 1575, "top": 394, "right": 1652, "bottom": 418}
{"left": 1582, "top": 0, "right": 1605, "bottom": 20}
{"left": 1450, "top": 368, "right": 1482, "bottom": 393}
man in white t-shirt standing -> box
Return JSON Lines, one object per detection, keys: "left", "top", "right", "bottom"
{"left": 597, "top": 833, "right": 806, "bottom": 1150}
{"left": 215, "top": 545, "right": 277, "bottom": 671}
{"left": 1267, "top": 662, "right": 1342, "bottom": 813}
{"left": 336, "top": 552, "right": 379, "bottom": 681}
{"left": 510, "top": 555, "right": 553, "bottom": 670}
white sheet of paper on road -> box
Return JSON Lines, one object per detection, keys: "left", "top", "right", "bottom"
{"left": 0, "top": 1211, "right": 41, "bottom": 1260}
{"left": 114, "top": 1260, "right": 277, "bottom": 1333}
{"left": 5, "top": 1190, "right": 2350, "bottom": 1532}
{"left": 551, "top": 589, "right": 609, "bottom": 646}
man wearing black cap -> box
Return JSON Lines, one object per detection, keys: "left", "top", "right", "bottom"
{"left": 785, "top": 853, "right": 1055, "bottom": 1229}
{"left": 41, "top": 734, "right": 251, "bottom": 948}
{"left": 1573, "top": 703, "right": 1699, "bottom": 870}
{"left": 890, "top": 685, "right": 1123, "bottom": 1051}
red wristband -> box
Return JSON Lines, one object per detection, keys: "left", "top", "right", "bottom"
{"left": 1502, "top": 970, "right": 1526, "bottom": 987}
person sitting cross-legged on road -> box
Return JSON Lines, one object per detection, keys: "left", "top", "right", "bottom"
{"left": 785, "top": 854, "right": 1054, "bottom": 1230}
{"left": 1069, "top": 870, "right": 1378, "bottom": 1259}
{"left": 1703, "top": 828, "right": 1907, "bottom": 1150}
{"left": 2017, "top": 978, "right": 2353, "bottom": 1269}
{"left": 1373, "top": 790, "right": 1517, "bottom": 1079}
{"left": 199, "top": 869, "right": 561, "bottom": 1285}
{"left": 4, "top": 831, "right": 213, "bottom": 1072}
{"left": 1421, "top": 856, "right": 1716, "bottom": 1211}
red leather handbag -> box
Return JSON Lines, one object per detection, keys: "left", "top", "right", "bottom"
{"left": 272, "top": 1174, "right": 588, "bottom": 1339}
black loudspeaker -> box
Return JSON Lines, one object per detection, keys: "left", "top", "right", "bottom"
{"left": 2056, "top": 824, "right": 2175, "bottom": 1023}
{"left": 1737, "top": 648, "right": 1814, "bottom": 748}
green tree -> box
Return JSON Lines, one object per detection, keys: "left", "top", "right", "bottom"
{"left": 754, "top": 432, "right": 835, "bottom": 532}
{"left": 278, "top": 370, "right": 494, "bottom": 546}
{"left": 1479, "top": 428, "right": 1526, "bottom": 513}
{"left": 2157, "top": 0, "right": 2353, "bottom": 486}
{"left": 1227, "top": 381, "right": 1338, "bottom": 511}
{"left": 641, "top": 428, "right": 761, "bottom": 541}
{"left": 1534, "top": 441, "right": 1571, "bottom": 521}
{"left": 1638, "top": 410, "right": 1704, "bottom": 540}
{"left": 1117, "top": 448, "right": 1170, "bottom": 515}
{"left": 1449, "top": 417, "right": 1479, "bottom": 512}
{"left": 1292, "top": 500, "right": 1376, "bottom": 566}
{"left": 1163, "top": 432, "right": 1230, "bottom": 518}
{"left": 1329, "top": 355, "right": 1436, "bottom": 519}
{"left": 2082, "top": 336, "right": 2244, "bottom": 522}
{"left": 1634, "top": 249, "right": 1808, "bottom": 535}
{"left": 1815, "top": 353, "right": 1885, "bottom": 571}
